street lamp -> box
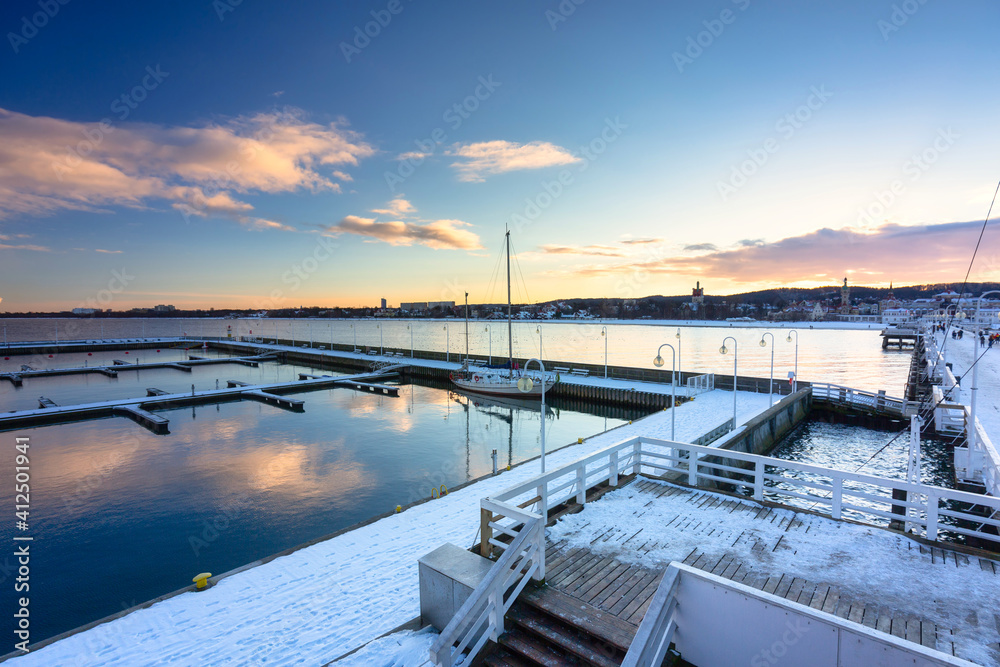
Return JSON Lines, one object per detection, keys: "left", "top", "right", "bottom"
{"left": 601, "top": 326, "right": 608, "bottom": 378}
{"left": 518, "top": 358, "right": 548, "bottom": 474}
{"left": 485, "top": 325, "right": 492, "bottom": 365}
{"left": 407, "top": 324, "right": 413, "bottom": 358}
{"left": 971, "top": 291, "right": 1000, "bottom": 449}
{"left": 536, "top": 325, "right": 543, "bottom": 360}
{"left": 444, "top": 324, "right": 450, "bottom": 362}
{"left": 653, "top": 343, "right": 677, "bottom": 440}
{"left": 720, "top": 336, "right": 738, "bottom": 431}
{"left": 350, "top": 323, "right": 356, "bottom": 351}
{"left": 676, "top": 327, "right": 682, "bottom": 387}
{"left": 786, "top": 330, "right": 799, "bottom": 393}
{"left": 760, "top": 332, "right": 774, "bottom": 407}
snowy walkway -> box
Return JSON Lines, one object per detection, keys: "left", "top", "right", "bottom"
{"left": 548, "top": 479, "right": 1000, "bottom": 666}
{"left": 10, "top": 391, "right": 775, "bottom": 666}
{"left": 938, "top": 331, "right": 1000, "bottom": 439}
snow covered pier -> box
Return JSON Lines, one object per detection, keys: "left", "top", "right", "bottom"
{"left": 0, "top": 367, "right": 403, "bottom": 434}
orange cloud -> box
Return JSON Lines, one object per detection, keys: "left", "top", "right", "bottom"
{"left": 448, "top": 140, "right": 580, "bottom": 182}
{"left": 548, "top": 221, "right": 998, "bottom": 285}
{"left": 0, "top": 107, "right": 373, "bottom": 226}
{"left": 324, "top": 215, "right": 483, "bottom": 250}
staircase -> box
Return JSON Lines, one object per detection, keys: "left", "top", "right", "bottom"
{"left": 482, "top": 586, "right": 639, "bottom": 667}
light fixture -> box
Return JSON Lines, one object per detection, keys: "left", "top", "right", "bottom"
{"left": 653, "top": 355, "right": 664, "bottom": 367}
{"left": 720, "top": 345, "right": 728, "bottom": 354}
{"left": 759, "top": 338, "right": 767, "bottom": 347}
{"left": 517, "top": 376, "right": 534, "bottom": 392}
{"left": 786, "top": 334, "right": 793, "bottom": 343}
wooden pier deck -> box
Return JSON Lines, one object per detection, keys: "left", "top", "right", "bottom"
{"left": 543, "top": 479, "right": 1000, "bottom": 664}
{"left": 0, "top": 354, "right": 277, "bottom": 386}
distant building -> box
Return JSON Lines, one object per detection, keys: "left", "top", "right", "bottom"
{"left": 400, "top": 302, "right": 428, "bottom": 311}
{"left": 428, "top": 301, "right": 455, "bottom": 309}
{"left": 153, "top": 304, "right": 176, "bottom": 312}
{"left": 72, "top": 307, "right": 97, "bottom": 315}
{"left": 691, "top": 281, "right": 705, "bottom": 305}
{"left": 380, "top": 298, "right": 387, "bottom": 309}
{"left": 839, "top": 278, "right": 851, "bottom": 315}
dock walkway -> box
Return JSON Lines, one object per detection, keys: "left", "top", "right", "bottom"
{"left": 546, "top": 478, "right": 1000, "bottom": 665}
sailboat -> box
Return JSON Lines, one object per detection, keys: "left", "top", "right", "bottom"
{"left": 451, "top": 229, "right": 557, "bottom": 399}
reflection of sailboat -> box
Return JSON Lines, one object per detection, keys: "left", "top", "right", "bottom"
{"left": 452, "top": 388, "right": 557, "bottom": 417}
{"left": 452, "top": 228, "right": 556, "bottom": 398}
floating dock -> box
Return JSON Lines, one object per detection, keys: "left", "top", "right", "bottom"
{"left": 0, "top": 354, "right": 278, "bottom": 386}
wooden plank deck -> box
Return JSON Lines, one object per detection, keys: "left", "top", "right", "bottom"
{"left": 544, "top": 479, "right": 1000, "bottom": 662}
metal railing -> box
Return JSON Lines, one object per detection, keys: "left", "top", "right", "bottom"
{"left": 685, "top": 373, "right": 714, "bottom": 395}
{"left": 621, "top": 567, "right": 680, "bottom": 667}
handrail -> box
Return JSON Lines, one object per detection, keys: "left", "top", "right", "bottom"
{"left": 429, "top": 509, "right": 543, "bottom": 667}
{"left": 621, "top": 566, "right": 681, "bottom": 667}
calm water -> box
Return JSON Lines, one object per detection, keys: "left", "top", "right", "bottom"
{"left": 0, "top": 349, "right": 645, "bottom": 643}
{"left": 2, "top": 317, "right": 908, "bottom": 393}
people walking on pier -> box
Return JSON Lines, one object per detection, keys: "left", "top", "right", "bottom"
{"left": 981, "top": 333, "right": 986, "bottom": 348}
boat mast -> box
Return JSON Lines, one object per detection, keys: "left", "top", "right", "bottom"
{"left": 506, "top": 228, "right": 513, "bottom": 379}
{"left": 464, "top": 291, "right": 469, "bottom": 365}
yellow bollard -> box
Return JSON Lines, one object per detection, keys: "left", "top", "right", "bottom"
{"left": 193, "top": 572, "right": 212, "bottom": 591}
{"left": 395, "top": 505, "right": 402, "bottom": 513}
{"left": 506, "top": 464, "right": 511, "bottom": 471}
{"left": 577, "top": 437, "right": 584, "bottom": 444}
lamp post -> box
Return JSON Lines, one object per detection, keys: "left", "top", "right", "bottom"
{"left": 786, "top": 330, "right": 799, "bottom": 393}
{"left": 377, "top": 323, "right": 383, "bottom": 355}
{"left": 676, "top": 327, "right": 682, "bottom": 387}
{"left": 760, "top": 332, "right": 775, "bottom": 407}
{"left": 653, "top": 343, "right": 677, "bottom": 440}
{"left": 720, "top": 336, "right": 738, "bottom": 431}
{"left": 971, "top": 291, "right": 1000, "bottom": 450}
{"left": 350, "top": 323, "right": 356, "bottom": 351}
{"left": 536, "top": 325, "right": 543, "bottom": 360}
{"left": 601, "top": 326, "right": 608, "bottom": 378}
{"left": 407, "top": 324, "right": 413, "bottom": 358}
{"left": 444, "top": 324, "right": 449, "bottom": 362}
{"left": 518, "top": 358, "right": 548, "bottom": 474}
{"left": 485, "top": 325, "right": 492, "bottom": 365}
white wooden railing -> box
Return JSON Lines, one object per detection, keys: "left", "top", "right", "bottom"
{"left": 621, "top": 567, "right": 680, "bottom": 667}
{"left": 810, "top": 382, "right": 914, "bottom": 416}
{"left": 429, "top": 508, "right": 544, "bottom": 667}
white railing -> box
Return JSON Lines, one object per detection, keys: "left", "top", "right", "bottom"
{"left": 429, "top": 510, "right": 544, "bottom": 667}
{"left": 685, "top": 373, "right": 714, "bottom": 395}
{"left": 621, "top": 567, "right": 680, "bottom": 667}
{"left": 810, "top": 383, "right": 913, "bottom": 416}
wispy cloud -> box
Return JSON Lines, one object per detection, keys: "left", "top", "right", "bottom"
{"left": 324, "top": 216, "right": 482, "bottom": 250}
{"left": 0, "top": 107, "right": 373, "bottom": 226}
{"left": 620, "top": 238, "right": 663, "bottom": 245}
{"left": 548, "top": 221, "right": 994, "bottom": 285}
{"left": 447, "top": 140, "right": 580, "bottom": 182}
{"left": 539, "top": 243, "right": 626, "bottom": 258}
{"left": 371, "top": 197, "right": 415, "bottom": 217}
{"left": 0, "top": 242, "right": 50, "bottom": 252}
{"left": 683, "top": 242, "right": 718, "bottom": 252}
{"left": 95, "top": 248, "right": 123, "bottom": 254}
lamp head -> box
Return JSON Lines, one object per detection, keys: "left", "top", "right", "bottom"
{"left": 517, "top": 377, "right": 534, "bottom": 393}
{"left": 601, "top": 329, "right": 605, "bottom": 336}
{"left": 759, "top": 338, "right": 767, "bottom": 348}
{"left": 720, "top": 345, "right": 728, "bottom": 355}
{"left": 653, "top": 355, "right": 664, "bottom": 367}
{"left": 786, "top": 334, "right": 793, "bottom": 343}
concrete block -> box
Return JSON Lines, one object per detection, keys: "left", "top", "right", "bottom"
{"left": 418, "top": 543, "right": 493, "bottom": 632}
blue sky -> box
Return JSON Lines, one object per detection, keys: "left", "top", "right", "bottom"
{"left": 1, "top": 0, "right": 998, "bottom": 311}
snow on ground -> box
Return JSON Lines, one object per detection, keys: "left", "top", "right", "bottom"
{"left": 936, "top": 331, "right": 1000, "bottom": 440}
{"left": 11, "top": 390, "right": 774, "bottom": 666}
{"left": 548, "top": 480, "right": 1000, "bottom": 666}
{"left": 333, "top": 627, "right": 437, "bottom": 667}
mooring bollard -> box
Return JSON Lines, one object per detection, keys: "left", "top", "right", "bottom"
{"left": 193, "top": 572, "right": 212, "bottom": 590}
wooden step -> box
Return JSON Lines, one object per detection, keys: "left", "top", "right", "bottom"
{"left": 483, "top": 647, "right": 534, "bottom": 667}
{"left": 508, "top": 605, "right": 621, "bottom": 667}
{"left": 520, "top": 586, "right": 637, "bottom": 653}
{"left": 498, "top": 628, "right": 580, "bottom": 666}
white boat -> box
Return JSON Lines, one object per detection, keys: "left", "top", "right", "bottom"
{"left": 451, "top": 229, "right": 557, "bottom": 399}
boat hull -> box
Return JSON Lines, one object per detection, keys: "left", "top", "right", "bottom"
{"left": 452, "top": 375, "right": 555, "bottom": 399}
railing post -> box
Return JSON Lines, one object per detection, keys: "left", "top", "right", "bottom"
{"left": 610, "top": 450, "right": 619, "bottom": 487}
{"left": 576, "top": 466, "right": 586, "bottom": 505}
{"left": 537, "top": 484, "right": 547, "bottom": 522}
{"left": 489, "top": 582, "right": 503, "bottom": 639}
{"left": 480, "top": 507, "right": 493, "bottom": 557}
{"left": 926, "top": 494, "right": 938, "bottom": 542}
{"left": 534, "top": 517, "right": 546, "bottom": 581}
{"left": 688, "top": 449, "right": 698, "bottom": 487}
{"left": 632, "top": 440, "right": 642, "bottom": 475}
{"left": 753, "top": 459, "right": 764, "bottom": 501}
{"left": 832, "top": 477, "right": 843, "bottom": 520}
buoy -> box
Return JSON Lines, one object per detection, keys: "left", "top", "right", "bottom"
{"left": 3, "top": 357, "right": 8, "bottom": 361}
{"left": 192, "top": 572, "right": 212, "bottom": 590}
{"left": 156, "top": 350, "right": 160, "bottom": 353}
{"left": 88, "top": 352, "right": 92, "bottom": 356}
{"left": 125, "top": 351, "right": 129, "bottom": 354}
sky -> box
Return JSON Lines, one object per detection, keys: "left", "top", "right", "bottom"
{"left": 0, "top": 0, "right": 999, "bottom": 311}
